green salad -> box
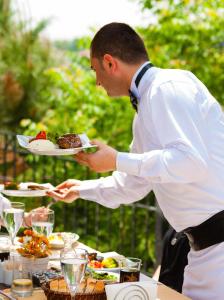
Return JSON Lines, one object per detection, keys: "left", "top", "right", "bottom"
{"left": 89, "top": 270, "right": 117, "bottom": 281}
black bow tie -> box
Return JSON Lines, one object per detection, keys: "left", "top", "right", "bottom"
{"left": 129, "top": 62, "right": 154, "bottom": 112}
{"left": 129, "top": 89, "right": 138, "bottom": 112}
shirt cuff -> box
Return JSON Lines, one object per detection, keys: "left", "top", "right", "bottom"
{"left": 116, "top": 152, "right": 142, "bottom": 176}
{"left": 76, "top": 179, "right": 101, "bottom": 201}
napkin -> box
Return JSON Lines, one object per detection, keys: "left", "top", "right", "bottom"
{"left": 105, "top": 280, "right": 158, "bottom": 300}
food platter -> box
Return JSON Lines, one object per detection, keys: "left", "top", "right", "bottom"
{"left": 0, "top": 182, "right": 54, "bottom": 197}
{"left": 17, "top": 133, "right": 97, "bottom": 156}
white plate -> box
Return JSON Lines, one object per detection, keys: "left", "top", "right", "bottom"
{"left": 0, "top": 182, "right": 54, "bottom": 197}
{"left": 17, "top": 134, "right": 97, "bottom": 156}
{"left": 88, "top": 266, "right": 120, "bottom": 272}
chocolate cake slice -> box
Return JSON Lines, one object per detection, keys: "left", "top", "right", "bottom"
{"left": 57, "top": 134, "right": 82, "bottom": 149}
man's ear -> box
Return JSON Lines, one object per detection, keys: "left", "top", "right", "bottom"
{"left": 103, "top": 54, "right": 116, "bottom": 72}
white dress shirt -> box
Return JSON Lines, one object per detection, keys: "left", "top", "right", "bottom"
{"left": 77, "top": 62, "right": 224, "bottom": 300}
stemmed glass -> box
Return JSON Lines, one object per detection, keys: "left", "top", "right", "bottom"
{"left": 60, "top": 248, "right": 88, "bottom": 298}
{"left": 2, "top": 202, "right": 25, "bottom": 246}
{"left": 31, "top": 208, "right": 54, "bottom": 237}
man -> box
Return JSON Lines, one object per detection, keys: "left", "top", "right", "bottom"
{"left": 48, "top": 23, "right": 224, "bottom": 300}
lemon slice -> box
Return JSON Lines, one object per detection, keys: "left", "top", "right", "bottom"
{"left": 13, "top": 279, "right": 32, "bottom": 287}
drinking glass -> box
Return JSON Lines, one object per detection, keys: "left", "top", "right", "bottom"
{"left": 0, "top": 234, "right": 10, "bottom": 261}
{"left": 11, "top": 258, "right": 33, "bottom": 297}
{"left": 2, "top": 202, "right": 25, "bottom": 246}
{"left": 120, "top": 257, "right": 142, "bottom": 283}
{"left": 31, "top": 208, "right": 54, "bottom": 237}
{"left": 60, "top": 248, "right": 88, "bottom": 298}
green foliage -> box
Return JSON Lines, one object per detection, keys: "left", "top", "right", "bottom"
{"left": 136, "top": 0, "right": 224, "bottom": 103}
{"left": 0, "top": 0, "right": 55, "bottom": 130}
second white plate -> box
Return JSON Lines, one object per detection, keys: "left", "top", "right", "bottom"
{"left": 0, "top": 182, "right": 54, "bottom": 197}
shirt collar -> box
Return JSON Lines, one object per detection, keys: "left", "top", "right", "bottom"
{"left": 130, "top": 61, "right": 156, "bottom": 100}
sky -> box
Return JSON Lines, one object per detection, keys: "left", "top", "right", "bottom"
{"left": 15, "top": 0, "right": 150, "bottom": 40}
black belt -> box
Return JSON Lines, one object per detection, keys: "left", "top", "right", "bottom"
{"left": 183, "top": 210, "right": 224, "bottom": 251}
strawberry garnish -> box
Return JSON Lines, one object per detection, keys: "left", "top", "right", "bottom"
{"left": 35, "top": 131, "right": 47, "bottom": 140}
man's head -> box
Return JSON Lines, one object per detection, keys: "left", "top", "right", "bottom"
{"left": 90, "top": 22, "right": 149, "bottom": 97}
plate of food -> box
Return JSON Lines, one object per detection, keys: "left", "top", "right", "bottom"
{"left": 17, "top": 131, "right": 97, "bottom": 156}
{"left": 87, "top": 253, "right": 121, "bottom": 272}
{"left": 0, "top": 181, "right": 54, "bottom": 197}
{"left": 86, "top": 270, "right": 119, "bottom": 284}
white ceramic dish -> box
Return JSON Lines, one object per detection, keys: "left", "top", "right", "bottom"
{"left": 0, "top": 182, "right": 54, "bottom": 197}
{"left": 17, "top": 134, "right": 97, "bottom": 156}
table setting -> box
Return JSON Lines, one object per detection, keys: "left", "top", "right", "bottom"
{"left": 0, "top": 201, "right": 157, "bottom": 300}
{"left": 0, "top": 131, "right": 191, "bottom": 300}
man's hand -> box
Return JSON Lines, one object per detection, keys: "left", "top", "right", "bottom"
{"left": 47, "top": 186, "right": 80, "bottom": 203}
{"left": 55, "top": 179, "right": 81, "bottom": 190}
{"left": 74, "top": 140, "right": 117, "bottom": 172}
{"left": 24, "top": 206, "right": 49, "bottom": 227}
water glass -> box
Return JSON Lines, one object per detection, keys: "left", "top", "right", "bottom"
{"left": 31, "top": 208, "right": 54, "bottom": 237}
{"left": 11, "top": 259, "right": 33, "bottom": 297}
{"left": 61, "top": 248, "right": 88, "bottom": 297}
{"left": 120, "top": 257, "right": 142, "bottom": 283}
{"left": 2, "top": 202, "right": 25, "bottom": 245}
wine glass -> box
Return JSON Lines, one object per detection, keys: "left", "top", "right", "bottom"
{"left": 2, "top": 202, "right": 25, "bottom": 246}
{"left": 61, "top": 248, "right": 88, "bottom": 298}
{"left": 31, "top": 208, "right": 54, "bottom": 237}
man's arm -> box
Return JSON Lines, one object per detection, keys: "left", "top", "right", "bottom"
{"left": 79, "top": 80, "right": 209, "bottom": 184}
{"left": 48, "top": 171, "right": 152, "bottom": 208}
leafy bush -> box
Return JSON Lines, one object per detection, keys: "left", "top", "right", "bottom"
{"left": 0, "top": 0, "right": 55, "bottom": 130}
{"left": 137, "top": 0, "right": 224, "bottom": 103}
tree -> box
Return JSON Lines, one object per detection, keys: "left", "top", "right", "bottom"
{"left": 0, "top": 0, "right": 55, "bottom": 130}
{"left": 136, "top": 0, "right": 224, "bottom": 104}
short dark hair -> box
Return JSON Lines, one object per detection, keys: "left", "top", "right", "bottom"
{"left": 91, "top": 22, "right": 149, "bottom": 64}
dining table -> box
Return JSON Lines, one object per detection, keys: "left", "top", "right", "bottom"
{"left": 1, "top": 241, "right": 191, "bottom": 300}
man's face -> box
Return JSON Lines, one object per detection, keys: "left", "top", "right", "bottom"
{"left": 90, "top": 55, "right": 124, "bottom": 97}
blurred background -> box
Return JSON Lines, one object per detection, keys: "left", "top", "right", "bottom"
{"left": 0, "top": 0, "right": 224, "bottom": 275}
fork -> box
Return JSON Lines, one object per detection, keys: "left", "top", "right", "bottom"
{"left": 47, "top": 199, "right": 57, "bottom": 208}
{"left": 0, "top": 290, "right": 16, "bottom": 300}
